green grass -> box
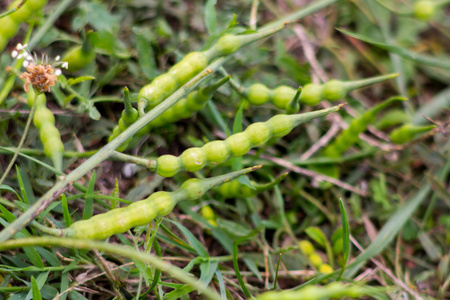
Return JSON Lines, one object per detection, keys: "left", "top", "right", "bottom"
{"left": 0, "top": 0, "right": 449, "bottom": 299}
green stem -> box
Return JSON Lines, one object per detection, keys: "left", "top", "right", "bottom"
{"left": 0, "top": 0, "right": 27, "bottom": 19}
{"left": 202, "top": 75, "right": 231, "bottom": 94}
{"left": 260, "top": 0, "right": 339, "bottom": 31}
{"left": 408, "top": 124, "right": 436, "bottom": 134}
{"left": 0, "top": 237, "right": 222, "bottom": 300}
{"left": 0, "top": 94, "right": 36, "bottom": 187}
{"left": 109, "top": 152, "right": 156, "bottom": 170}
{"left": 341, "top": 73, "right": 399, "bottom": 92}
{"left": 253, "top": 172, "right": 288, "bottom": 192}
{"left": 0, "top": 58, "right": 226, "bottom": 243}
{"left": 292, "top": 103, "right": 345, "bottom": 127}
{"left": 365, "top": 96, "right": 407, "bottom": 117}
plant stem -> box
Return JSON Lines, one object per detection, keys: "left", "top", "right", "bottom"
{"left": 0, "top": 94, "right": 36, "bottom": 187}
{"left": 0, "top": 58, "right": 225, "bottom": 242}
{"left": 0, "top": 237, "right": 222, "bottom": 300}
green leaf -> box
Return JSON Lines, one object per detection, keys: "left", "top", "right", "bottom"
{"left": 305, "top": 226, "right": 327, "bottom": 247}
{"left": 88, "top": 106, "right": 101, "bottom": 121}
{"left": 61, "top": 194, "right": 72, "bottom": 228}
{"left": 337, "top": 199, "right": 350, "bottom": 280}
{"left": 0, "top": 185, "right": 23, "bottom": 203}
{"left": 204, "top": 0, "right": 217, "bottom": 36}
{"left": 82, "top": 171, "right": 96, "bottom": 220}
{"left": 337, "top": 28, "right": 450, "bottom": 70}
{"left": 67, "top": 76, "right": 96, "bottom": 86}
{"left": 167, "top": 220, "right": 209, "bottom": 258}
{"left": 233, "top": 225, "right": 264, "bottom": 298}
{"left": 89, "top": 31, "right": 116, "bottom": 54}
{"left": 133, "top": 27, "right": 157, "bottom": 80}
{"left": 80, "top": 2, "right": 121, "bottom": 32}
{"left": 30, "top": 277, "right": 42, "bottom": 300}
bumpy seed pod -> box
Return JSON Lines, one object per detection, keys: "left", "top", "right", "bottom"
{"left": 374, "top": 109, "right": 411, "bottom": 130}
{"left": 62, "top": 34, "right": 96, "bottom": 72}
{"left": 256, "top": 282, "right": 377, "bottom": 300}
{"left": 413, "top": 1, "right": 435, "bottom": 21}
{"left": 108, "top": 87, "right": 139, "bottom": 150}
{"left": 0, "top": 0, "right": 49, "bottom": 51}
{"left": 200, "top": 205, "right": 218, "bottom": 227}
{"left": 311, "top": 97, "right": 407, "bottom": 180}
{"left": 216, "top": 172, "right": 288, "bottom": 199}
{"left": 155, "top": 105, "right": 343, "bottom": 177}
{"left": 61, "top": 165, "right": 261, "bottom": 239}
{"left": 28, "top": 90, "right": 64, "bottom": 171}
{"left": 389, "top": 123, "right": 436, "bottom": 144}
{"left": 298, "top": 240, "right": 332, "bottom": 273}
{"left": 244, "top": 73, "right": 398, "bottom": 109}
{"left": 136, "top": 76, "right": 230, "bottom": 137}
{"left": 138, "top": 26, "right": 285, "bottom": 114}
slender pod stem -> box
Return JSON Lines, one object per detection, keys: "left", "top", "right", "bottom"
{"left": 122, "top": 87, "right": 136, "bottom": 120}
{"left": 171, "top": 165, "right": 263, "bottom": 203}
{"left": 253, "top": 172, "right": 289, "bottom": 192}
{"left": 365, "top": 96, "right": 408, "bottom": 117}
{"left": 0, "top": 58, "right": 226, "bottom": 242}
{"left": 0, "top": 0, "right": 27, "bottom": 19}
{"left": 203, "top": 75, "right": 231, "bottom": 94}
{"left": 291, "top": 103, "right": 345, "bottom": 127}
{"left": 260, "top": 0, "right": 339, "bottom": 31}
{"left": 341, "top": 73, "right": 399, "bottom": 92}
{"left": 286, "top": 86, "right": 302, "bottom": 114}
{"left": 0, "top": 237, "right": 222, "bottom": 300}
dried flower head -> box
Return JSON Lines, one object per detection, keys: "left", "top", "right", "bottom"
{"left": 12, "top": 43, "right": 68, "bottom": 94}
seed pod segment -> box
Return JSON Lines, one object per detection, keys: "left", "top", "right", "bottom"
{"left": 62, "top": 33, "right": 96, "bottom": 72}
{"left": 217, "top": 172, "right": 288, "bottom": 199}
{"left": 28, "top": 89, "right": 64, "bottom": 172}
{"left": 155, "top": 105, "right": 343, "bottom": 177}
{"left": 61, "top": 165, "right": 262, "bottom": 239}
{"left": 389, "top": 123, "right": 436, "bottom": 144}
{"left": 138, "top": 24, "right": 286, "bottom": 113}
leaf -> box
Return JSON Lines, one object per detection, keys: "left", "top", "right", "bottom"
{"left": 204, "top": 0, "right": 217, "bottom": 36}
{"left": 337, "top": 199, "right": 350, "bottom": 281}
{"left": 61, "top": 194, "right": 72, "bottom": 228}
{"left": 167, "top": 220, "right": 209, "bottom": 258}
{"left": 337, "top": 28, "right": 450, "bottom": 70}
{"left": 89, "top": 31, "right": 116, "bottom": 53}
{"left": 305, "top": 226, "right": 327, "bottom": 247}
{"left": 133, "top": 27, "right": 157, "bottom": 80}
{"left": 0, "top": 185, "right": 23, "bottom": 203}
{"left": 30, "top": 277, "right": 42, "bottom": 300}
{"left": 82, "top": 171, "right": 96, "bottom": 220}
{"left": 80, "top": 2, "right": 121, "bottom": 32}
{"left": 67, "top": 76, "right": 96, "bottom": 86}
{"left": 88, "top": 106, "right": 101, "bottom": 120}
{"left": 233, "top": 225, "right": 264, "bottom": 298}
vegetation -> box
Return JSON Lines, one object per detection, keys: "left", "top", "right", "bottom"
{"left": 0, "top": 0, "right": 448, "bottom": 299}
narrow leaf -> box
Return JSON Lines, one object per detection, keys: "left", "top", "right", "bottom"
{"left": 337, "top": 199, "right": 350, "bottom": 280}
{"left": 82, "top": 171, "right": 96, "bottom": 220}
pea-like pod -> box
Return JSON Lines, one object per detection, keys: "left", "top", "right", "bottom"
{"left": 28, "top": 90, "right": 64, "bottom": 171}
{"left": 389, "top": 123, "right": 436, "bottom": 144}
{"left": 138, "top": 25, "right": 285, "bottom": 113}
{"left": 256, "top": 282, "right": 378, "bottom": 300}
{"left": 108, "top": 87, "right": 139, "bottom": 144}
{"left": 374, "top": 109, "right": 411, "bottom": 130}
{"left": 62, "top": 34, "right": 96, "bottom": 72}
{"left": 311, "top": 96, "right": 407, "bottom": 181}
{"left": 61, "top": 165, "right": 262, "bottom": 239}
{"left": 243, "top": 73, "right": 398, "bottom": 109}
{"left": 0, "top": 0, "right": 49, "bottom": 52}
{"left": 216, "top": 172, "right": 288, "bottom": 199}
{"left": 136, "top": 76, "right": 230, "bottom": 137}
{"left": 154, "top": 105, "right": 343, "bottom": 177}
{"left": 200, "top": 205, "right": 218, "bottom": 227}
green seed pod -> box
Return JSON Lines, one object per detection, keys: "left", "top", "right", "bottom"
{"left": 298, "top": 240, "right": 315, "bottom": 255}
{"left": 9, "top": 1, "right": 33, "bottom": 23}
{"left": 156, "top": 155, "right": 181, "bottom": 177}
{"left": 298, "top": 84, "right": 324, "bottom": 105}
{"left": 322, "top": 80, "right": 346, "bottom": 101}
{"left": 247, "top": 83, "right": 272, "bottom": 105}
{"left": 62, "top": 45, "right": 96, "bottom": 73}
{"left": 155, "top": 105, "right": 342, "bottom": 177}
{"left": 203, "top": 141, "right": 230, "bottom": 165}
{"left": 39, "top": 123, "right": 61, "bottom": 145}
{"left": 217, "top": 172, "right": 288, "bottom": 199}
{"left": 308, "top": 253, "right": 323, "bottom": 267}
{"left": 319, "top": 263, "right": 333, "bottom": 274}
{"left": 272, "top": 86, "right": 297, "bottom": 110}
{"left": 62, "top": 165, "right": 261, "bottom": 239}
{"left": 374, "top": 109, "right": 411, "bottom": 130}
{"left": 181, "top": 148, "right": 207, "bottom": 172}
{"left": 389, "top": 123, "right": 435, "bottom": 144}
{"left": 33, "top": 106, "right": 55, "bottom": 130}
{"left": 27, "top": 90, "right": 47, "bottom": 107}
{"left": 413, "top": 1, "right": 435, "bottom": 21}
{"left": 311, "top": 97, "right": 407, "bottom": 182}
